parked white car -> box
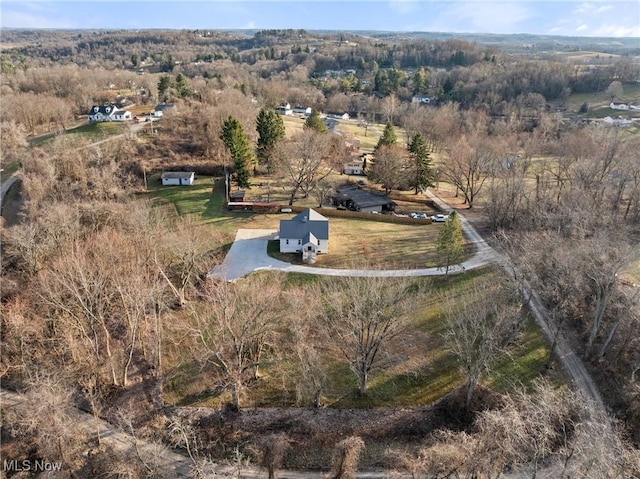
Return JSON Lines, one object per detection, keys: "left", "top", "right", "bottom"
{"left": 430, "top": 214, "right": 450, "bottom": 222}
{"left": 410, "top": 212, "right": 428, "bottom": 219}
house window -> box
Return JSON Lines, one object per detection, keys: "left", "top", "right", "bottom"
{"left": 286, "top": 239, "right": 289, "bottom": 245}
{"left": 298, "top": 240, "right": 301, "bottom": 245}
{"left": 317, "top": 240, "right": 320, "bottom": 245}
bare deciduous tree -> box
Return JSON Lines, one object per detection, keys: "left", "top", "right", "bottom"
{"left": 258, "top": 433, "right": 290, "bottom": 479}
{"left": 36, "top": 229, "right": 164, "bottom": 387}
{"left": 442, "top": 279, "right": 524, "bottom": 407}
{"left": 328, "top": 436, "right": 365, "bottom": 479}
{"left": 183, "top": 274, "right": 286, "bottom": 410}
{"left": 319, "top": 276, "right": 416, "bottom": 396}
{"left": 441, "top": 134, "right": 495, "bottom": 209}
{"left": 283, "top": 130, "right": 334, "bottom": 205}
{"left": 368, "top": 145, "right": 410, "bottom": 194}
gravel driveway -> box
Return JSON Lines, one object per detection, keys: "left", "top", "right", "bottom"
{"left": 209, "top": 229, "right": 289, "bottom": 281}
{"left": 208, "top": 217, "right": 499, "bottom": 282}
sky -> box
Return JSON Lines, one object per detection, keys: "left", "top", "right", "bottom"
{"left": 1, "top": 1, "right": 639, "bottom": 38}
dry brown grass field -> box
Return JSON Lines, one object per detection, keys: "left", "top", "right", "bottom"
{"left": 270, "top": 215, "right": 468, "bottom": 269}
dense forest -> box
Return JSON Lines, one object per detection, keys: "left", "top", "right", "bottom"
{"left": 1, "top": 28, "right": 640, "bottom": 477}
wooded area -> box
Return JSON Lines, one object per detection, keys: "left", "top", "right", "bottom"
{"left": 1, "top": 28, "right": 639, "bottom": 477}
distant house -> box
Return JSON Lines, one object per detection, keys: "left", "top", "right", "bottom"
{"left": 412, "top": 96, "right": 432, "bottom": 104}
{"left": 275, "top": 103, "right": 293, "bottom": 115}
{"left": 292, "top": 106, "right": 312, "bottom": 116}
{"left": 279, "top": 208, "right": 329, "bottom": 263}
{"left": 610, "top": 102, "right": 630, "bottom": 110}
{"left": 154, "top": 103, "right": 175, "bottom": 117}
{"left": 603, "top": 116, "right": 632, "bottom": 127}
{"left": 88, "top": 104, "right": 132, "bottom": 122}
{"left": 161, "top": 171, "right": 195, "bottom": 186}
{"left": 333, "top": 185, "right": 396, "bottom": 213}
{"left": 343, "top": 160, "right": 365, "bottom": 175}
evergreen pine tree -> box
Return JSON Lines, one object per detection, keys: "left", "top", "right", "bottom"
{"left": 175, "top": 73, "right": 190, "bottom": 98}
{"left": 408, "top": 133, "right": 435, "bottom": 194}
{"left": 435, "top": 211, "right": 465, "bottom": 276}
{"left": 375, "top": 122, "right": 397, "bottom": 150}
{"left": 220, "top": 116, "right": 254, "bottom": 189}
{"left": 157, "top": 75, "right": 172, "bottom": 102}
{"left": 304, "top": 109, "right": 328, "bottom": 134}
{"left": 256, "top": 109, "right": 286, "bottom": 171}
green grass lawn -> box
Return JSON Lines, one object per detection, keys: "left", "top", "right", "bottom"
{"left": 28, "top": 122, "right": 127, "bottom": 147}
{"left": 563, "top": 82, "right": 640, "bottom": 114}
{"left": 1, "top": 161, "right": 20, "bottom": 182}
{"left": 146, "top": 175, "right": 283, "bottom": 237}
{"left": 152, "top": 176, "right": 554, "bottom": 410}
{"left": 148, "top": 175, "right": 473, "bottom": 269}
{"left": 280, "top": 114, "right": 408, "bottom": 152}
{"left": 164, "top": 267, "right": 554, "bottom": 409}
{"left": 65, "top": 121, "right": 126, "bottom": 138}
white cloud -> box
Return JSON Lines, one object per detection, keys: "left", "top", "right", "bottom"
{"left": 245, "top": 20, "right": 256, "bottom": 29}
{"left": 388, "top": 0, "right": 419, "bottom": 15}
{"left": 434, "top": 1, "right": 534, "bottom": 34}
{"left": 573, "top": 3, "right": 615, "bottom": 15}
{"left": 550, "top": 1, "right": 639, "bottom": 37}
{"left": 0, "top": 10, "right": 74, "bottom": 29}
{"left": 592, "top": 23, "right": 640, "bottom": 37}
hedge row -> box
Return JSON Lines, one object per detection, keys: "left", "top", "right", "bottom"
{"left": 285, "top": 205, "right": 432, "bottom": 225}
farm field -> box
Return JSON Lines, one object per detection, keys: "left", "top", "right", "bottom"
{"left": 280, "top": 114, "right": 407, "bottom": 152}
{"left": 560, "top": 82, "right": 640, "bottom": 113}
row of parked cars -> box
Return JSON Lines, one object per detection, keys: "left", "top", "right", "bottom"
{"left": 409, "top": 212, "right": 450, "bottom": 222}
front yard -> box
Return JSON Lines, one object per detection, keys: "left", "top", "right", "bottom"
{"left": 148, "top": 175, "right": 473, "bottom": 270}
{"left": 269, "top": 217, "right": 472, "bottom": 269}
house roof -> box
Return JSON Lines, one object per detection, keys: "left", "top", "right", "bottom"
{"left": 280, "top": 208, "right": 328, "bottom": 241}
{"left": 302, "top": 232, "right": 318, "bottom": 245}
{"left": 161, "top": 171, "right": 195, "bottom": 179}
{"left": 335, "top": 185, "right": 395, "bottom": 209}
{"left": 155, "top": 103, "right": 175, "bottom": 112}
{"left": 88, "top": 104, "right": 120, "bottom": 116}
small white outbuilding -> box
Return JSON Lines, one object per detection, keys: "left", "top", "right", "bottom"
{"left": 161, "top": 171, "right": 195, "bottom": 186}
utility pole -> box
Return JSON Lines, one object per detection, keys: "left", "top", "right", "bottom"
{"left": 143, "top": 165, "right": 148, "bottom": 191}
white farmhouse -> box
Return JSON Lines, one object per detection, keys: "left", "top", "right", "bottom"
{"left": 412, "top": 96, "right": 432, "bottom": 104}
{"left": 279, "top": 209, "right": 329, "bottom": 263}
{"left": 161, "top": 171, "right": 195, "bottom": 186}
{"left": 343, "top": 160, "right": 365, "bottom": 175}
{"left": 610, "top": 102, "right": 630, "bottom": 110}
{"left": 275, "top": 103, "right": 293, "bottom": 115}
{"left": 292, "top": 106, "right": 312, "bottom": 116}
{"left": 88, "top": 104, "right": 132, "bottom": 122}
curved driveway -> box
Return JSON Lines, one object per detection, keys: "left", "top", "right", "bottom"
{"left": 208, "top": 210, "right": 500, "bottom": 282}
